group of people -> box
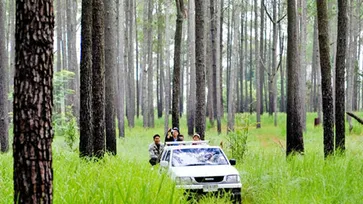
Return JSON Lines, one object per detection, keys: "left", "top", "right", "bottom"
{"left": 148, "top": 127, "right": 201, "bottom": 166}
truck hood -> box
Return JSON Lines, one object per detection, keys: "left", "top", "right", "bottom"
{"left": 170, "top": 165, "right": 239, "bottom": 178}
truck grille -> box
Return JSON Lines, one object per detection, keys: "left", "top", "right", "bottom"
{"left": 194, "top": 176, "right": 224, "bottom": 183}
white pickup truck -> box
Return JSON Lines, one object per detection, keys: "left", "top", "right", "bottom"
{"left": 159, "top": 141, "right": 242, "bottom": 202}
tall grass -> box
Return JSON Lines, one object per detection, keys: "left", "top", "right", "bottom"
{"left": 1, "top": 113, "right": 363, "bottom": 203}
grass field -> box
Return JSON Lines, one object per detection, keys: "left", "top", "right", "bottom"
{"left": 1, "top": 113, "right": 363, "bottom": 203}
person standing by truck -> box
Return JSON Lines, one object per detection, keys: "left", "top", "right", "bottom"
{"left": 149, "top": 134, "right": 164, "bottom": 166}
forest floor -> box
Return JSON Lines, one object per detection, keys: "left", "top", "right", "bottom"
{"left": 1, "top": 112, "right": 363, "bottom": 203}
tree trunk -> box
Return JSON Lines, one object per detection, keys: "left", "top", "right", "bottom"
{"left": 255, "top": 0, "right": 261, "bottom": 128}
{"left": 228, "top": 5, "right": 239, "bottom": 132}
{"left": 157, "top": 0, "right": 164, "bottom": 119}
{"left": 104, "top": 0, "right": 117, "bottom": 154}
{"left": 187, "top": 0, "right": 196, "bottom": 136}
{"left": 79, "top": 0, "right": 93, "bottom": 157}
{"left": 215, "top": 0, "right": 222, "bottom": 134}
{"left": 164, "top": 0, "right": 172, "bottom": 134}
{"left": 127, "top": 0, "right": 135, "bottom": 128}
{"left": 335, "top": 0, "right": 348, "bottom": 151}
{"left": 346, "top": 0, "right": 354, "bottom": 131}
{"left": 259, "top": 0, "right": 264, "bottom": 116}
{"left": 13, "top": 0, "right": 54, "bottom": 202}
{"left": 0, "top": 0, "right": 9, "bottom": 153}
{"left": 117, "top": 0, "right": 125, "bottom": 138}
{"left": 317, "top": 0, "right": 334, "bottom": 157}
{"left": 286, "top": 0, "right": 304, "bottom": 155}
{"left": 299, "top": 0, "right": 307, "bottom": 131}
{"left": 172, "top": 0, "right": 184, "bottom": 128}
{"left": 92, "top": 0, "right": 106, "bottom": 158}
{"left": 195, "top": 0, "right": 206, "bottom": 139}
{"left": 66, "top": 0, "right": 79, "bottom": 117}
{"left": 147, "top": 0, "right": 154, "bottom": 127}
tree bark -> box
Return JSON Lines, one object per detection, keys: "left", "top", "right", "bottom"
{"left": 66, "top": 0, "right": 79, "bottom": 117}
{"left": 172, "top": 0, "right": 184, "bottom": 128}
{"left": 80, "top": 0, "right": 93, "bottom": 157}
{"left": 92, "top": 0, "right": 106, "bottom": 158}
{"left": 164, "top": 0, "right": 172, "bottom": 134}
{"left": 127, "top": 0, "right": 135, "bottom": 128}
{"left": 187, "top": 0, "right": 196, "bottom": 136}
{"left": 215, "top": 0, "right": 222, "bottom": 134}
{"left": 317, "top": 0, "right": 334, "bottom": 157}
{"left": 104, "top": 0, "right": 117, "bottom": 154}
{"left": 335, "top": 0, "right": 348, "bottom": 151}
{"left": 255, "top": 0, "right": 261, "bottom": 128}
{"left": 228, "top": 5, "right": 239, "bottom": 132}
{"left": 195, "top": 0, "right": 206, "bottom": 139}
{"left": 286, "top": 0, "right": 304, "bottom": 155}
{"left": 117, "top": 0, "right": 125, "bottom": 138}
{"left": 157, "top": 0, "right": 164, "bottom": 119}
{"left": 13, "top": 0, "right": 54, "bottom": 202}
{"left": 0, "top": 0, "right": 9, "bottom": 153}
{"left": 147, "top": 0, "right": 154, "bottom": 127}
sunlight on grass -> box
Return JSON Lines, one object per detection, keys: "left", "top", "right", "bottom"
{"left": 1, "top": 113, "right": 363, "bottom": 203}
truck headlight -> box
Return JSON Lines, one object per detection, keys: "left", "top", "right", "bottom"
{"left": 225, "top": 175, "right": 240, "bottom": 183}
{"left": 176, "top": 177, "right": 193, "bottom": 185}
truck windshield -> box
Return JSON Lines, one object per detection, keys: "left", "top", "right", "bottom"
{"left": 172, "top": 148, "right": 228, "bottom": 167}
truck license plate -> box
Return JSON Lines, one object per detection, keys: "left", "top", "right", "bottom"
{"left": 203, "top": 184, "right": 218, "bottom": 192}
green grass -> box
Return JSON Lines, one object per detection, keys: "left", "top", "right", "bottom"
{"left": 2, "top": 113, "right": 363, "bottom": 203}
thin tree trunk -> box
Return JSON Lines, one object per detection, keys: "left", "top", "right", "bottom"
{"left": 172, "top": 0, "right": 184, "bottom": 128}
{"left": 164, "top": 1, "right": 171, "bottom": 134}
{"left": 259, "top": 0, "right": 264, "bottom": 115}
{"left": 157, "top": 0, "right": 164, "bottom": 119}
{"left": 66, "top": 0, "right": 79, "bottom": 117}
{"left": 127, "top": 0, "right": 135, "bottom": 128}
{"left": 187, "top": 0, "right": 196, "bottom": 136}
{"left": 195, "top": 0, "right": 206, "bottom": 139}
{"left": 147, "top": 0, "right": 154, "bottom": 127}
{"left": 117, "top": 0, "right": 125, "bottom": 138}
{"left": 215, "top": 0, "right": 222, "bottom": 134}
{"left": 317, "top": 0, "right": 334, "bottom": 157}
{"left": 255, "top": 0, "right": 261, "bottom": 128}
{"left": 0, "top": 0, "right": 9, "bottom": 152}
{"left": 335, "top": 0, "right": 348, "bottom": 151}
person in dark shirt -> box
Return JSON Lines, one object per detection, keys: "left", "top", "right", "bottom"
{"left": 165, "top": 127, "right": 183, "bottom": 145}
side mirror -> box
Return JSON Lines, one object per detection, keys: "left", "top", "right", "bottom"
{"left": 160, "top": 161, "right": 169, "bottom": 167}
{"left": 229, "top": 159, "right": 236, "bottom": 166}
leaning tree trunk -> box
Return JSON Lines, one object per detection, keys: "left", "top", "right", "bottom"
{"left": 286, "top": 0, "right": 304, "bottom": 155}
{"left": 195, "top": 0, "right": 206, "bottom": 139}
{"left": 92, "top": 0, "right": 106, "bottom": 158}
{"left": 13, "top": 0, "right": 54, "bottom": 202}
{"left": 0, "top": 0, "right": 9, "bottom": 153}
{"left": 104, "top": 0, "right": 117, "bottom": 154}
{"left": 172, "top": 0, "right": 184, "bottom": 128}
{"left": 317, "top": 0, "right": 334, "bottom": 157}
{"left": 335, "top": 0, "right": 348, "bottom": 151}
